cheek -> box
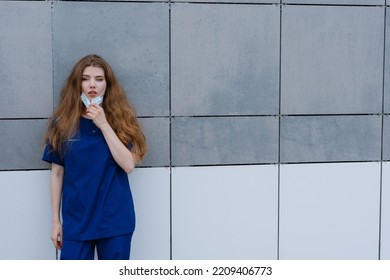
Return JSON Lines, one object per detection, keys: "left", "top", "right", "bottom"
{"left": 100, "top": 81, "right": 107, "bottom": 91}
{"left": 81, "top": 82, "right": 88, "bottom": 92}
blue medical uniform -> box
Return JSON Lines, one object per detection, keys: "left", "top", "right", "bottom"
{"left": 42, "top": 117, "right": 135, "bottom": 258}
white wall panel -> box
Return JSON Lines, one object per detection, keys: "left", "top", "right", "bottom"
{"left": 381, "top": 163, "right": 390, "bottom": 259}
{"left": 0, "top": 168, "right": 171, "bottom": 260}
{"left": 130, "top": 168, "right": 171, "bottom": 260}
{"left": 0, "top": 171, "right": 53, "bottom": 260}
{"left": 280, "top": 163, "right": 380, "bottom": 259}
{"left": 172, "top": 165, "right": 278, "bottom": 259}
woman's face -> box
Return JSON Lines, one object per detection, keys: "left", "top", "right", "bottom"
{"left": 81, "top": 66, "right": 107, "bottom": 101}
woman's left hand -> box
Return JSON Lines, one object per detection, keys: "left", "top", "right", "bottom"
{"left": 86, "top": 103, "right": 109, "bottom": 130}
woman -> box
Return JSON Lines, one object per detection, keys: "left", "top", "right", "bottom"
{"left": 42, "top": 54, "right": 147, "bottom": 260}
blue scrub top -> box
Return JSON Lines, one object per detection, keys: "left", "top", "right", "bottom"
{"left": 42, "top": 117, "right": 135, "bottom": 241}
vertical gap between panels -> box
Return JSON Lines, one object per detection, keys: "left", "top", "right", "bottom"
{"left": 379, "top": 6, "right": 387, "bottom": 260}
{"left": 277, "top": 2, "right": 283, "bottom": 261}
{"left": 51, "top": 0, "right": 55, "bottom": 114}
{"left": 168, "top": 1, "right": 173, "bottom": 261}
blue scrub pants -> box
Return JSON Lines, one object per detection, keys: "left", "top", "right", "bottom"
{"left": 60, "top": 232, "right": 133, "bottom": 260}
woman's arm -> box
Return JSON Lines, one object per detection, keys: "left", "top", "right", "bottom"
{"left": 50, "top": 163, "right": 64, "bottom": 250}
{"left": 87, "top": 104, "right": 136, "bottom": 174}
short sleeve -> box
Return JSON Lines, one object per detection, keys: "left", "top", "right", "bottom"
{"left": 42, "top": 143, "right": 64, "bottom": 166}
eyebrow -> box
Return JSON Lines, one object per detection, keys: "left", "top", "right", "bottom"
{"left": 82, "top": 75, "right": 105, "bottom": 78}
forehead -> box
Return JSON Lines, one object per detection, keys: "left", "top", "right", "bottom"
{"left": 82, "top": 66, "right": 105, "bottom": 76}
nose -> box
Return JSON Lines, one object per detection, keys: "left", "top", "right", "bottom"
{"left": 89, "top": 79, "right": 96, "bottom": 88}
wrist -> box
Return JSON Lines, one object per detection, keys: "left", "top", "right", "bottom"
{"left": 52, "top": 217, "right": 61, "bottom": 223}
{"left": 99, "top": 122, "right": 111, "bottom": 132}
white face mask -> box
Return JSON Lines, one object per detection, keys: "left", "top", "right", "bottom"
{"left": 80, "top": 92, "right": 104, "bottom": 107}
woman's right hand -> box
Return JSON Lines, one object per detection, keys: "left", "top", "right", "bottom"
{"left": 51, "top": 221, "right": 63, "bottom": 250}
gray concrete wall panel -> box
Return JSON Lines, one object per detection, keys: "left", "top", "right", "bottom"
{"left": 281, "top": 6, "right": 384, "bottom": 115}
{"left": 53, "top": 2, "right": 169, "bottom": 117}
{"left": 0, "top": 1, "right": 52, "bottom": 118}
{"left": 138, "top": 118, "right": 170, "bottom": 167}
{"left": 280, "top": 116, "right": 382, "bottom": 163}
{"left": 171, "top": 4, "right": 280, "bottom": 116}
{"left": 174, "top": 0, "right": 279, "bottom": 3}
{"left": 171, "top": 117, "right": 279, "bottom": 166}
{"left": 384, "top": 7, "right": 390, "bottom": 113}
{"left": 0, "top": 120, "right": 49, "bottom": 170}
{"left": 282, "top": 0, "right": 385, "bottom": 4}
{"left": 383, "top": 115, "right": 390, "bottom": 161}
{"left": 96, "top": 0, "right": 166, "bottom": 2}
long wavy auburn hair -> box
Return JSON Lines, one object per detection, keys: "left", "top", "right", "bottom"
{"left": 43, "top": 54, "right": 147, "bottom": 162}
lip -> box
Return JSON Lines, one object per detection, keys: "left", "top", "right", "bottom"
{"left": 88, "top": 91, "right": 98, "bottom": 97}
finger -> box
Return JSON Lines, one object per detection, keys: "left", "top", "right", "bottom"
{"left": 54, "top": 235, "right": 62, "bottom": 250}
{"left": 87, "top": 108, "right": 96, "bottom": 116}
{"left": 51, "top": 232, "right": 61, "bottom": 247}
{"left": 57, "top": 235, "right": 63, "bottom": 249}
{"left": 90, "top": 103, "right": 101, "bottom": 109}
